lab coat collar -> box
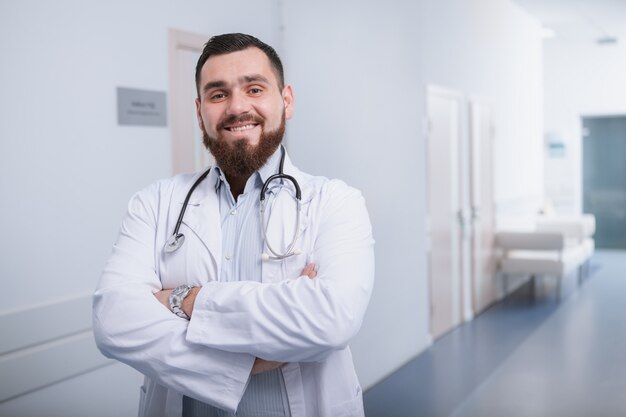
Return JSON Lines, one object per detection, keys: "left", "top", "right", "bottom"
{"left": 282, "top": 151, "right": 314, "bottom": 203}
{"left": 257, "top": 146, "right": 283, "bottom": 185}
{"left": 267, "top": 147, "right": 314, "bottom": 203}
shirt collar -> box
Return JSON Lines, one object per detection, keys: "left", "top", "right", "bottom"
{"left": 257, "top": 146, "right": 283, "bottom": 185}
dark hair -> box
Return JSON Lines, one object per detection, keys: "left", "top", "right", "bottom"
{"left": 195, "top": 33, "right": 284, "bottom": 97}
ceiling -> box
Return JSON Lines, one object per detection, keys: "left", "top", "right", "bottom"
{"left": 512, "top": 0, "right": 626, "bottom": 44}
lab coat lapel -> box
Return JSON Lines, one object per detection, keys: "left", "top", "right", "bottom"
{"left": 180, "top": 168, "right": 222, "bottom": 266}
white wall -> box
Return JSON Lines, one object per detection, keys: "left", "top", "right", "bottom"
{"left": 544, "top": 40, "right": 626, "bottom": 215}
{"left": 0, "top": 0, "right": 280, "bottom": 311}
{"left": 0, "top": 0, "right": 280, "bottom": 414}
{"left": 0, "top": 0, "right": 543, "bottom": 414}
{"left": 282, "top": 0, "right": 543, "bottom": 388}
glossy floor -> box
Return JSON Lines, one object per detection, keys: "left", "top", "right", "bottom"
{"left": 363, "top": 250, "right": 626, "bottom": 417}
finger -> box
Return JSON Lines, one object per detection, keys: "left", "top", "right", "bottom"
{"left": 301, "top": 263, "right": 313, "bottom": 276}
{"left": 301, "top": 263, "right": 317, "bottom": 279}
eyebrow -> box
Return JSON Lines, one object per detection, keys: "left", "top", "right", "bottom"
{"left": 201, "top": 74, "right": 271, "bottom": 95}
{"left": 240, "top": 74, "right": 271, "bottom": 84}
{"left": 202, "top": 80, "right": 227, "bottom": 95}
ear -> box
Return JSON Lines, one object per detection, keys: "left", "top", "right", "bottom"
{"left": 282, "top": 85, "right": 294, "bottom": 120}
{"left": 195, "top": 98, "right": 204, "bottom": 130}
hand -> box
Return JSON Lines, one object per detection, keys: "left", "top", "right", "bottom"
{"left": 154, "top": 288, "right": 173, "bottom": 311}
{"left": 301, "top": 263, "right": 317, "bottom": 279}
{"left": 251, "top": 358, "right": 284, "bottom": 375}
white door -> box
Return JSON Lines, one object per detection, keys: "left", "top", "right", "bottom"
{"left": 469, "top": 99, "right": 497, "bottom": 313}
{"left": 169, "top": 29, "right": 214, "bottom": 174}
{"left": 426, "top": 86, "right": 465, "bottom": 340}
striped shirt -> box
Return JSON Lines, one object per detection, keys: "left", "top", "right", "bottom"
{"left": 182, "top": 148, "right": 291, "bottom": 417}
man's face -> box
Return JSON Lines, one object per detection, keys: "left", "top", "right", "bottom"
{"left": 195, "top": 47, "right": 294, "bottom": 176}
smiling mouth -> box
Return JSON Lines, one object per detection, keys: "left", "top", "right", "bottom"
{"left": 226, "top": 124, "right": 258, "bottom": 132}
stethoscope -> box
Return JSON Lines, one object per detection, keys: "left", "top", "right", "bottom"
{"left": 163, "top": 146, "right": 302, "bottom": 261}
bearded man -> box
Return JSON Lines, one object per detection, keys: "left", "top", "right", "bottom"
{"left": 93, "top": 33, "right": 374, "bottom": 417}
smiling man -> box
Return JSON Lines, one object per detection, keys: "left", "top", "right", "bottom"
{"left": 93, "top": 33, "right": 374, "bottom": 417}
{"left": 197, "top": 45, "right": 291, "bottom": 196}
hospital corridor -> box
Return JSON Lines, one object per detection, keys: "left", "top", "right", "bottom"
{"left": 1, "top": 0, "right": 626, "bottom": 416}
{"left": 364, "top": 250, "right": 626, "bottom": 416}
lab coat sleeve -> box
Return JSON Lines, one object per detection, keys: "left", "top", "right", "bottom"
{"left": 92, "top": 182, "right": 254, "bottom": 413}
{"left": 186, "top": 180, "right": 375, "bottom": 363}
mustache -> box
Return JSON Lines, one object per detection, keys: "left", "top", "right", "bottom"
{"left": 217, "top": 113, "right": 264, "bottom": 130}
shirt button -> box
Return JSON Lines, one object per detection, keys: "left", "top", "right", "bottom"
{"left": 225, "top": 255, "right": 231, "bottom": 260}
{"left": 230, "top": 209, "right": 237, "bottom": 215}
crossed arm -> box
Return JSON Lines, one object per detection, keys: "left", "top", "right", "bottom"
{"left": 93, "top": 179, "right": 374, "bottom": 410}
{"left": 153, "top": 263, "right": 319, "bottom": 375}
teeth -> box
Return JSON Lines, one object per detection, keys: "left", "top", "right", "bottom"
{"left": 230, "top": 124, "right": 255, "bottom": 132}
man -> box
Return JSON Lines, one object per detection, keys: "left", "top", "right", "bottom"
{"left": 93, "top": 33, "right": 374, "bottom": 417}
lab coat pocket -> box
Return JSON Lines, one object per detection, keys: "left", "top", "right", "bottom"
{"left": 282, "top": 252, "right": 309, "bottom": 281}
{"left": 261, "top": 253, "right": 307, "bottom": 283}
{"left": 262, "top": 208, "right": 312, "bottom": 283}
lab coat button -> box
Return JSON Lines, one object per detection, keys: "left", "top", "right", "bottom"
{"left": 225, "top": 255, "right": 231, "bottom": 260}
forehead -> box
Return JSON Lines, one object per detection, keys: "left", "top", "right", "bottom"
{"left": 199, "top": 47, "right": 279, "bottom": 87}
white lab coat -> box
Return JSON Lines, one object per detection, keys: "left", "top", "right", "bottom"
{"left": 93, "top": 154, "right": 375, "bottom": 417}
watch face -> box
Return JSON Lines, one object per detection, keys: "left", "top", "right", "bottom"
{"left": 173, "top": 285, "right": 190, "bottom": 297}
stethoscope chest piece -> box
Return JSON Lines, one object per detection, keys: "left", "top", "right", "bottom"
{"left": 164, "top": 233, "right": 185, "bottom": 253}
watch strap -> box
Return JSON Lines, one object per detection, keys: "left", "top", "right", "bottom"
{"left": 170, "top": 285, "right": 191, "bottom": 320}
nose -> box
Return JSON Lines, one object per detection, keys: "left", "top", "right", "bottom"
{"left": 226, "top": 90, "right": 251, "bottom": 115}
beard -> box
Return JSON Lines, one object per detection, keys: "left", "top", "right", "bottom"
{"left": 202, "top": 112, "right": 285, "bottom": 178}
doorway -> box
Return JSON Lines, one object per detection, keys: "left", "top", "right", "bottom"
{"left": 425, "top": 86, "right": 465, "bottom": 340}
{"left": 169, "top": 29, "right": 214, "bottom": 174}
{"left": 582, "top": 115, "right": 626, "bottom": 248}
{"left": 469, "top": 99, "right": 497, "bottom": 313}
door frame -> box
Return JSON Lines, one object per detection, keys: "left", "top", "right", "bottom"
{"left": 424, "top": 84, "right": 468, "bottom": 340}
{"left": 168, "top": 28, "right": 209, "bottom": 174}
{"left": 468, "top": 96, "right": 497, "bottom": 314}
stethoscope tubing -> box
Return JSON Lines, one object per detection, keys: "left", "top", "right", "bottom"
{"left": 164, "top": 145, "right": 301, "bottom": 260}
{"left": 163, "top": 166, "right": 212, "bottom": 253}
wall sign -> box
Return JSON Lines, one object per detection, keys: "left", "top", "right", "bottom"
{"left": 117, "top": 87, "right": 167, "bottom": 127}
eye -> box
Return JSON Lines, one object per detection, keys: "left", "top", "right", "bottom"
{"left": 248, "top": 87, "right": 263, "bottom": 95}
{"left": 209, "top": 92, "right": 227, "bottom": 102}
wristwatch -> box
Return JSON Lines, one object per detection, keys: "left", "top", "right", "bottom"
{"left": 169, "top": 285, "right": 192, "bottom": 319}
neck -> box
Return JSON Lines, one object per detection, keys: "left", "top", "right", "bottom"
{"left": 226, "top": 173, "right": 250, "bottom": 200}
